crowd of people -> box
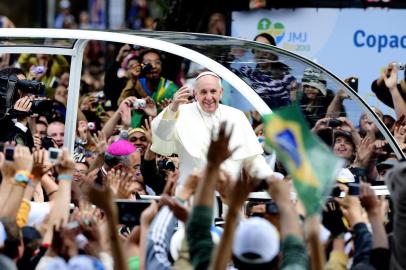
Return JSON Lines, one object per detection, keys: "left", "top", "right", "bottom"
{"left": 0, "top": 13, "right": 406, "bottom": 269}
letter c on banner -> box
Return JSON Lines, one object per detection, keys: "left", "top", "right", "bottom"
{"left": 354, "top": 30, "right": 365, "bottom": 47}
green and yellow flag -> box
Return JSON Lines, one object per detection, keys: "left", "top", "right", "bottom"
{"left": 263, "top": 105, "right": 343, "bottom": 216}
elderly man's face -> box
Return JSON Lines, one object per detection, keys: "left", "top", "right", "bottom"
{"left": 128, "top": 151, "right": 142, "bottom": 180}
{"left": 194, "top": 75, "right": 223, "bottom": 114}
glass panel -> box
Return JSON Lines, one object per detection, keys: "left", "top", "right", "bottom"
{"left": 0, "top": 37, "right": 76, "bottom": 48}
{"left": 124, "top": 31, "right": 402, "bottom": 187}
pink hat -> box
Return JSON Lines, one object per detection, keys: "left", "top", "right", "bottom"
{"left": 121, "top": 52, "right": 139, "bottom": 70}
{"left": 106, "top": 139, "right": 136, "bottom": 156}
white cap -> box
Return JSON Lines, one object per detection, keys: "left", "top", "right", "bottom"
{"left": 232, "top": 217, "right": 280, "bottom": 264}
{"left": 170, "top": 226, "right": 222, "bottom": 261}
{"left": 195, "top": 71, "right": 220, "bottom": 81}
{"left": 336, "top": 168, "right": 355, "bottom": 183}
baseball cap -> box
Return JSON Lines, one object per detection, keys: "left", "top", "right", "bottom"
{"left": 232, "top": 217, "right": 280, "bottom": 264}
{"left": 333, "top": 130, "right": 354, "bottom": 145}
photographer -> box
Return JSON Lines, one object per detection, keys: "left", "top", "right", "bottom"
{"left": 0, "top": 68, "right": 45, "bottom": 148}
{"left": 119, "top": 49, "right": 178, "bottom": 109}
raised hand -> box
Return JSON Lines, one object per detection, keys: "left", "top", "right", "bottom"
{"left": 87, "top": 184, "right": 116, "bottom": 217}
{"left": 142, "top": 97, "right": 157, "bottom": 117}
{"left": 311, "top": 117, "right": 331, "bottom": 133}
{"left": 216, "top": 170, "right": 233, "bottom": 203}
{"left": 353, "top": 136, "right": 375, "bottom": 168}
{"left": 105, "top": 169, "right": 121, "bottom": 195}
{"left": 77, "top": 120, "right": 89, "bottom": 140}
{"left": 91, "top": 131, "right": 107, "bottom": 155}
{"left": 116, "top": 44, "right": 131, "bottom": 62}
{"left": 178, "top": 171, "right": 201, "bottom": 201}
{"left": 360, "top": 182, "right": 381, "bottom": 216}
{"left": 228, "top": 170, "right": 256, "bottom": 211}
{"left": 14, "top": 145, "right": 34, "bottom": 172}
{"left": 32, "top": 149, "right": 48, "bottom": 182}
{"left": 393, "top": 122, "right": 406, "bottom": 146}
{"left": 54, "top": 148, "right": 75, "bottom": 176}
{"left": 116, "top": 171, "right": 139, "bottom": 199}
{"left": 170, "top": 85, "right": 191, "bottom": 112}
{"left": 33, "top": 133, "right": 42, "bottom": 150}
{"left": 118, "top": 96, "right": 136, "bottom": 127}
{"left": 267, "top": 174, "right": 292, "bottom": 209}
{"left": 13, "top": 96, "right": 32, "bottom": 124}
{"left": 383, "top": 63, "right": 398, "bottom": 90}
{"left": 207, "top": 121, "right": 237, "bottom": 166}
{"left": 160, "top": 194, "right": 190, "bottom": 222}
{"left": 335, "top": 194, "right": 364, "bottom": 228}
{"left": 141, "top": 116, "right": 153, "bottom": 143}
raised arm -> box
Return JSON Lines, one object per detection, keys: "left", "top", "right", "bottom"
{"left": 151, "top": 85, "right": 190, "bottom": 141}
{"left": 0, "top": 145, "right": 33, "bottom": 218}
{"left": 42, "top": 149, "right": 75, "bottom": 244}
{"left": 187, "top": 121, "right": 236, "bottom": 270}
{"left": 384, "top": 64, "right": 406, "bottom": 119}
{"left": 210, "top": 172, "right": 255, "bottom": 270}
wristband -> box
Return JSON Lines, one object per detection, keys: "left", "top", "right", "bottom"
{"left": 57, "top": 174, "right": 73, "bottom": 181}
{"left": 15, "top": 173, "right": 30, "bottom": 183}
{"left": 175, "top": 197, "right": 187, "bottom": 204}
{"left": 16, "top": 170, "right": 34, "bottom": 180}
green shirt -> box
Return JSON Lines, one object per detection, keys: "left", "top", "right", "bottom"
{"left": 131, "top": 77, "right": 178, "bottom": 127}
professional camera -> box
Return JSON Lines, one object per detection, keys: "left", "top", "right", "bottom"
{"left": 157, "top": 158, "right": 176, "bottom": 172}
{"left": 0, "top": 74, "right": 46, "bottom": 119}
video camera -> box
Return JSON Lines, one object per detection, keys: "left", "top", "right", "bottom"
{"left": 0, "top": 74, "right": 52, "bottom": 119}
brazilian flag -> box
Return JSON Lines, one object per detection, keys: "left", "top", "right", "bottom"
{"left": 263, "top": 105, "right": 343, "bottom": 216}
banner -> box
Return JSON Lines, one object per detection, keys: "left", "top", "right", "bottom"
{"left": 232, "top": 8, "right": 406, "bottom": 114}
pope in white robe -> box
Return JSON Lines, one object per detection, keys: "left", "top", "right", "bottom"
{"left": 151, "top": 71, "right": 273, "bottom": 184}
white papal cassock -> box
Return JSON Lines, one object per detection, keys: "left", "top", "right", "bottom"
{"left": 151, "top": 102, "right": 273, "bottom": 184}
